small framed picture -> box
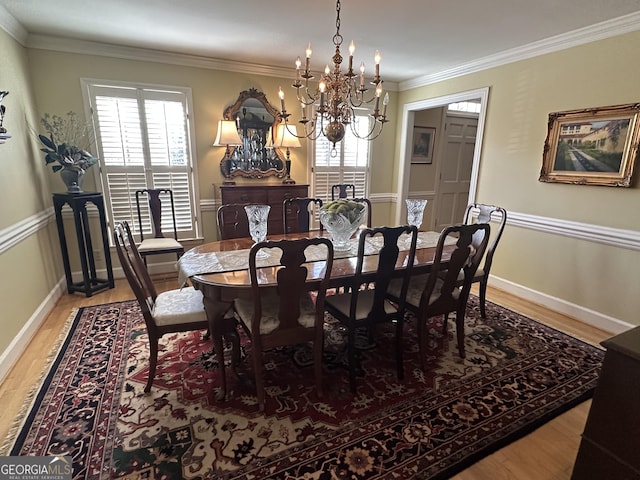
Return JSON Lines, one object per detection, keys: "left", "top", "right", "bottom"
{"left": 539, "top": 103, "right": 640, "bottom": 187}
{"left": 411, "top": 126, "right": 436, "bottom": 164}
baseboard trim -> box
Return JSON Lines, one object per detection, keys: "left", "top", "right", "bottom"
{"left": 0, "top": 279, "right": 66, "bottom": 384}
{"left": 490, "top": 275, "right": 633, "bottom": 335}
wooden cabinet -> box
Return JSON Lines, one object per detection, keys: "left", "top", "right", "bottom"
{"left": 219, "top": 184, "right": 309, "bottom": 236}
{"left": 571, "top": 326, "right": 640, "bottom": 480}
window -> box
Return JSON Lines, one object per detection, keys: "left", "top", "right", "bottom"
{"left": 84, "top": 81, "right": 199, "bottom": 240}
{"left": 312, "top": 115, "right": 371, "bottom": 203}
{"left": 447, "top": 101, "right": 481, "bottom": 114}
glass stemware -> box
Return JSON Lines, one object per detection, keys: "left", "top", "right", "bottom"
{"left": 405, "top": 199, "right": 428, "bottom": 243}
{"left": 244, "top": 204, "right": 271, "bottom": 258}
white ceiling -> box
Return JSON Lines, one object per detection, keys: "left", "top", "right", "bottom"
{"left": 2, "top": 0, "right": 640, "bottom": 84}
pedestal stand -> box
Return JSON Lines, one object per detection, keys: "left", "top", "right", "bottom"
{"left": 53, "top": 192, "right": 115, "bottom": 296}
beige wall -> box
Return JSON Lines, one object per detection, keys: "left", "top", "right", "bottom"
{"left": 26, "top": 49, "right": 398, "bottom": 232}
{"left": 0, "top": 29, "right": 63, "bottom": 355}
{"left": 0, "top": 41, "right": 399, "bottom": 359}
{"left": 2, "top": 25, "right": 640, "bottom": 363}
{"left": 397, "top": 29, "right": 640, "bottom": 327}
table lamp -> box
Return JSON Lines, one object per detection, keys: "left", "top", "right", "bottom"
{"left": 274, "top": 124, "right": 301, "bottom": 184}
{"left": 213, "top": 120, "right": 242, "bottom": 184}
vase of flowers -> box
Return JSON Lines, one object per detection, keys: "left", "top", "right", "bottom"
{"left": 39, "top": 112, "right": 98, "bottom": 193}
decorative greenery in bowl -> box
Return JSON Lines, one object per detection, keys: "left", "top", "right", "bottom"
{"left": 319, "top": 199, "right": 367, "bottom": 251}
{"left": 320, "top": 199, "right": 366, "bottom": 223}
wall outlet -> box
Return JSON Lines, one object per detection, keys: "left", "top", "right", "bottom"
{"left": 93, "top": 249, "right": 104, "bottom": 263}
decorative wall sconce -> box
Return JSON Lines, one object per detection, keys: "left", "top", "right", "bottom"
{"left": 0, "top": 91, "right": 10, "bottom": 144}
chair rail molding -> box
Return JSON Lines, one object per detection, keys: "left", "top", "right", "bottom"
{"left": 507, "top": 211, "right": 640, "bottom": 251}
{"left": 386, "top": 194, "right": 639, "bottom": 251}
{"left": 0, "top": 207, "right": 54, "bottom": 255}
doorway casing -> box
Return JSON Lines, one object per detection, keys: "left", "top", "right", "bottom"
{"left": 395, "top": 87, "right": 490, "bottom": 225}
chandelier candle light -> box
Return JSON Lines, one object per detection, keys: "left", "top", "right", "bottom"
{"left": 278, "top": 0, "right": 389, "bottom": 148}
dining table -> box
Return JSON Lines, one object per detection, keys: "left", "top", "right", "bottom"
{"left": 177, "top": 229, "right": 455, "bottom": 400}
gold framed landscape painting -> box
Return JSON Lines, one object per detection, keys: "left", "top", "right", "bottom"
{"left": 539, "top": 103, "right": 640, "bottom": 187}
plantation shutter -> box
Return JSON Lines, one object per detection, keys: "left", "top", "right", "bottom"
{"left": 312, "top": 115, "right": 371, "bottom": 203}
{"left": 87, "top": 83, "right": 198, "bottom": 240}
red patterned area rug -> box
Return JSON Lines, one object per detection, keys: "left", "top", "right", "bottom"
{"left": 2, "top": 297, "right": 604, "bottom": 479}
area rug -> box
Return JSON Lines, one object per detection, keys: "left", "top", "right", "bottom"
{"left": 2, "top": 296, "right": 604, "bottom": 479}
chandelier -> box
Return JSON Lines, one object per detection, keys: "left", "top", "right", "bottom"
{"left": 278, "top": 0, "right": 388, "bottom": 147}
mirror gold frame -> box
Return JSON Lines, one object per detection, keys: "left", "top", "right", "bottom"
{"left": 220, "top": 88, "right": 286, "bottom": 179}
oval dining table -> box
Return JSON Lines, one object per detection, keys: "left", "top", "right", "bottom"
{"left": 177, "top": 229, "right": 455, "bottom": 400}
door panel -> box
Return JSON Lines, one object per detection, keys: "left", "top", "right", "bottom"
{"left": 434, "top": 114, "right": 478, "bottom": 232}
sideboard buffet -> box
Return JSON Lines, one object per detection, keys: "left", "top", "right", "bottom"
{"left": 219, "top": 184, "right": 309, "bottom": 235}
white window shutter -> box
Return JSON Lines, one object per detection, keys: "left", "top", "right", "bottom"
{"left": 88, "top": 83, "right": 198, "bottom": 240}
{"left": 312, "top": 115, "right": 371, "bottom": 202}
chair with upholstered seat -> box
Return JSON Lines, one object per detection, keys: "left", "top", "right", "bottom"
{"left": 216, "top": 203, "right": 252, "bottom": 240}
{"left": 135, "top": 188, "right": 184, "bottom": 265}
{"left": 324, "top": 225, "right": 418, "bottom": 393}
{"left": 283, "top": 197, "right": 324, "bottom": 233}
{"left": 233, "top": 236, "right": 334, "bottom": 411}
{"left": 388, "top": 223, "right": 490, "bottom": 363}
{"left": 331, "top": 183, "right": 356, "bottom": 200}
{"left": 113, "top": 221, "right": 213, "bottom": 393}
{"left": 461, "top": 203, "right": 507, "bottom": 318}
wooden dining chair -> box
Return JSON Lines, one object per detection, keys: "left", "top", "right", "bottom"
{"left": 233, "top": 237, "right": 334, "bottom": 411}
{"left": 324, "top": 225, "right": 419, "bottom": 393}
{"left": 388, "top": 223, "right": 490, "bottom": 363}
{"left": 331, "top": 183, "right": 356, "bottom": 200}
{"left": 283, "top": 197, "right": 323, "bottom": 233}
{"left": 216, "top": 203, "right": 251, "bottom": 239}
{"left": 461, "top": 203, "right": 507, "bottom": 318}
{"left": 135, "top": 188, "right": 184, "bottom": 265}
{"left": 352, "top": 197, "right": 373, "bottom": 227}
{"left": 113, "top": 221, "right": 212, "bottom": 393}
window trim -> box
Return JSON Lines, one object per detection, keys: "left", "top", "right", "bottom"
{"left": 80, "top": 78, "right": 202, "bottom": 241}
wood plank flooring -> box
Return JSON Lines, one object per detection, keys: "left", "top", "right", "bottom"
{"left": 0, "top": 279, "right": 611, "bottom": 479}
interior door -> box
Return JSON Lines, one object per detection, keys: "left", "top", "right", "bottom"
{"left": 433, "top": 113, "right": 478, "bottom": 232}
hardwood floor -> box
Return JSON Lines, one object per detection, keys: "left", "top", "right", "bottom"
{"left": 0, "top": 279, "right": 610, "bottom": 479}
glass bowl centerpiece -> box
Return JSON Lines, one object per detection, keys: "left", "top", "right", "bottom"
{"left": 319, "top": 199, "right": 367, "bottom": 251}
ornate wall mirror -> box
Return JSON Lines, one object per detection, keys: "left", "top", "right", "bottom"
{"left": 220, "top": 88, "right": 286, "bottom": 179}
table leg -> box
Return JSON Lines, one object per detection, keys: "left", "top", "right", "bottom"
{"left": 199, "top": 285, "right": 234, "bottom": 401}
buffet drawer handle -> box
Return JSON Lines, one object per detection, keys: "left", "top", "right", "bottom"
{"left": 240, "top": 194, "right": 249, "bottom": 201}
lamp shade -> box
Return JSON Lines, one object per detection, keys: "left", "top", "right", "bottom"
{"left": 265, "top": 127, "right": 273, "bottom": 148}
{"left": 274, "top": 124, "right": 301, "bottom": 149}
{"left": 213, "top": 120, "right": 242, "bottom": 146}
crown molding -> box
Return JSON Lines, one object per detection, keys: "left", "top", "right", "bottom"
{"left": 27, "top": 34, "right": 293, "bottom": 78}
{"left": 400, "top": 11, "right": 640, "bottom": 91}
{"left": 3, "top": 9, "right": 638, "bottom": 96}
{"left": 25, "top": 34, "right": 402, "bottom": 90}
{"left": 0, "top": 5, "right": 29, "bottom": 45}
